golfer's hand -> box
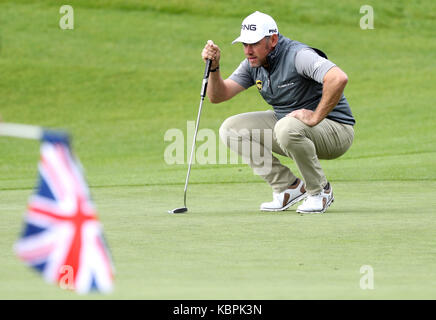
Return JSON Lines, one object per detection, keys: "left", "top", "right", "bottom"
{"left": 202, "top": 40, "right": 221, "bottom": 69}
{"left": 287, "top": 109, "right": 320, "bottom": 127}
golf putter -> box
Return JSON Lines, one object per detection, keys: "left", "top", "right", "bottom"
{"left": 169, "top": 59, "right": 212, "bottom": 214}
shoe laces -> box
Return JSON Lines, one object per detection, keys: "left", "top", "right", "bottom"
{"left": 303, "top": 193, "right": 323, "bottom": 204}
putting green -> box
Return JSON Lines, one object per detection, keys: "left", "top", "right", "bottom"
{"left": 1, "top": 181, "right": 435, "bottom": 299}
{"left": 0, "top": 1, "right": 435, "bottom": 299}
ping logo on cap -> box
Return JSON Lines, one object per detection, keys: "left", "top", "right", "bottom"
{"left": 269, "top": 29, "right": 277, "bottom": 33}
{"left": 242, "top": 24, "right": 257, "bottom": 31}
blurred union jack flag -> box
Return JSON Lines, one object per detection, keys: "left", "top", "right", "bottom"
{"left": 14, "top": 130, "right": 114, "bottom": 294}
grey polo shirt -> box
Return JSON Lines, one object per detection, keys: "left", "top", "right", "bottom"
{"left": 229, "top": 35, "right": 355, "bottom": 125}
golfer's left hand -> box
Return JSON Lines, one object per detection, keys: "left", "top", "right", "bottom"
{"left": 287, "top": 109, "right": 319, "bottom": 127}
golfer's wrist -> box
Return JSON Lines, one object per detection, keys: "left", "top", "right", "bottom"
{"left": 311, "top": 110, "right": 325, "bottom": 126}
{"left": 210, "top": 65, "right": 220, "bottom": 72}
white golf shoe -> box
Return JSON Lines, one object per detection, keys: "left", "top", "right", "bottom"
{"left": 296, "top": 182, "right": 334, "bottom": 214}
{"left": 260, "top": 178, "right": 307, "bottom": 212}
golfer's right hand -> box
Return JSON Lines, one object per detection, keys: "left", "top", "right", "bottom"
{"left": 202, "top": 40, "right": 221, "bottom": 69}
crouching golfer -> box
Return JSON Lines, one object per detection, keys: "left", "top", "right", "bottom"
{"left": 201, "top": 11, "right": 355, "bottom": 214}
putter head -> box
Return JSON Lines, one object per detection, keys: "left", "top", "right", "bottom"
{"left": 168, "top": 207, "right": 188, "bottom": 214}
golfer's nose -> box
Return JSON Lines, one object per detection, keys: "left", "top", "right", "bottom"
{"left": 244, "top": 44, "right": 253, "bottom": 55}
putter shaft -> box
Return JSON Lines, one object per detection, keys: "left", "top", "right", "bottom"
{"left": 170, "top": 59, "right": 212, "bottom": 214}
{"left": 183, "top": 59, "right": 212, "bottom": 208}
{"left": 183, "top": 97, "right": 205, "bottom": 208}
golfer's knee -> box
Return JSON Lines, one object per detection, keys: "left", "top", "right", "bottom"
{"left": 274, "top": 117, "right": 305, "bottom": 148}
{"left": 219, "top": 117, "right": 233, "bottom": 146}
{"left": 219, "top": 115, "right": 249, "bottom": 146}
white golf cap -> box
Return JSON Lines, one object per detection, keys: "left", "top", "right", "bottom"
{"left": 232, "top": 11, "right": 278, "bottom": 45}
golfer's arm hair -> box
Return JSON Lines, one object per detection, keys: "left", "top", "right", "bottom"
{"left": 207, "top": 78, "right": 245, "bottom": 104}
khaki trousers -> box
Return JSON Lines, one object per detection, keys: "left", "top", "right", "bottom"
{"left": 219, "top": 110, "right": 354, "bottom": 195}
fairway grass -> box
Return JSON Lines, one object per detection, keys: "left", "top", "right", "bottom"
{"left": 0, "top": 1, "right": 435, "bottom": 299}
{"left": 1, "top": 181, "right": 435, "bottom": 299}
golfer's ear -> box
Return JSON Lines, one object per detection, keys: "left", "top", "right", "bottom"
{"left": 271, "top": 34, "right": 279, "bottom": 46}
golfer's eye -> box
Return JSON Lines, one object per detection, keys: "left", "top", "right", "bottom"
{"left": 243, "top": 42, "right": 260, "bottom": 48}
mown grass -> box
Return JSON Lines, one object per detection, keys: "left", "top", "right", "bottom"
{"left": 0, "top": 1, "right": 435, "bottom": 299}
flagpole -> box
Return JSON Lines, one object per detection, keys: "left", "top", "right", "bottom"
{"left": 0, "top": 123, "right": 43, "bottom": 140}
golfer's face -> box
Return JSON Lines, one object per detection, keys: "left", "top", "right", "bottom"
{"left": 243, "top": 37, "right": 272, "bottom": 67}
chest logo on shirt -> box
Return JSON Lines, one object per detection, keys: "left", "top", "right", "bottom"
{"left": 277, "top": 81, "right": 295, "bottom": 89}
{"left": 256, "top": 80, "right": 262, "bottom": 90}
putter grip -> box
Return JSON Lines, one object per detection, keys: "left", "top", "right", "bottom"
{"left": 200, "top": 59, "right": 212, "bottom": 98}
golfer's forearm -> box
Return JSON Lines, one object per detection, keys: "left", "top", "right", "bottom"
{"left": 313, "top": 72, "right": 348, "bottom": 124}
{"left": 206, "top": 71, "right": 231, "bottom": 103}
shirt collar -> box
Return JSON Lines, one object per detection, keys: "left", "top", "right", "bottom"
{"left": 265, "top": 33, "right": 284, "bottom": 73}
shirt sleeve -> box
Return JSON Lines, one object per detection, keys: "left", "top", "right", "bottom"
{"left": 228, "top": 59, "right": 255, "bottom": 89}
{"left": 295, "top": 48, "right": 336, "bottom": 84}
